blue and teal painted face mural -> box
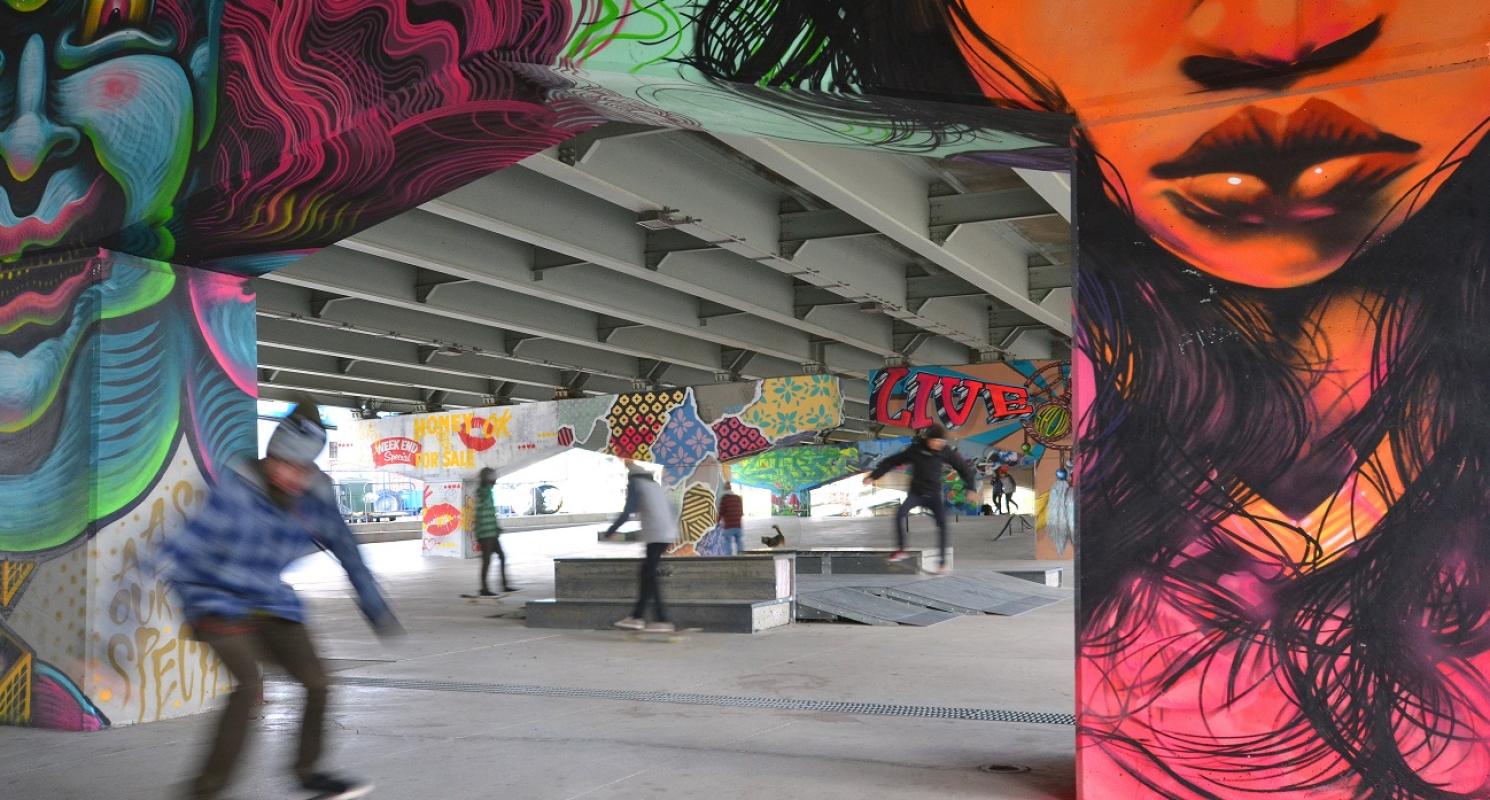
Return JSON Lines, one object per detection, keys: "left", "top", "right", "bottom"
{"left": 0, "top": 252, "right": 254, "bottom": 554}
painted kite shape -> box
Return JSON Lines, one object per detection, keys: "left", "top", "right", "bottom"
{"left": 556, "top": 396, "right": 617, "bottom": 450}
{"left": 606, "top": 390, "right": 687, "bottom": 461}
{"left": 711, "top": 416, "right": 772, "bottom": 462}
{"left": 651, "top": 398, "right": 717, "bottom": 487}
{"left": 739, "top": 375, "right": 842, "bottom": 440}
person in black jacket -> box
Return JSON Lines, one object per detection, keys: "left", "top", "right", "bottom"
{"left": 864, "top": 425, "right": 978, "bottom": 573}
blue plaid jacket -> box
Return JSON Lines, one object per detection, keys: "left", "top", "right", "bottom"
{"left": 162, "top": 462, "right": 394, "bottom": 627}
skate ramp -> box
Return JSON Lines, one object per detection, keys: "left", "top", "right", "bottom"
{"left": 797, "top": 570, "right": 1068, "bottom": 625}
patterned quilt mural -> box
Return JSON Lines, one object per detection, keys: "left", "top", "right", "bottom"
{"left": 358, "top": 375, "right": 843, "bottom": 553}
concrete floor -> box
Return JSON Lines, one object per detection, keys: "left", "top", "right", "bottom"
{"left": 2, "top": 516, "right": 1075, "bottom": 800}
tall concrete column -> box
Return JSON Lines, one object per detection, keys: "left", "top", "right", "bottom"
{"left": 0, "top": 251, "right": 256, "bottom": 729}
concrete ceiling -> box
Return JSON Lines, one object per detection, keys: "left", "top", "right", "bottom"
{"left": 254, "top": 124, "right": 1073, "bottom": 439}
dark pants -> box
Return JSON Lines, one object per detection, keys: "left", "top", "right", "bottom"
{"left": 479, "top": 536, "right": 510, "bottom": 592}
{"left": 896, "top": 492, "right": 950, "bottom": 567}
{"left": 190, "top": 617, "right": 329, "bottom": 800}
{"left": 633, "top": 542, "right": 669, "bottom": 622}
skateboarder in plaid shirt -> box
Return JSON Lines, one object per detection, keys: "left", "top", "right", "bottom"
{"left": 163, "top": 400, "right": 401, "bottom": 800}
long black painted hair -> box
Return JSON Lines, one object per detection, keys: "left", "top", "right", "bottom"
{"left": 1079, "top": 118, "right": 1490, "bottom": 799}
{"left": 678, "top": 0, "right": 1072, "bottom": 162}
{"left": 687, "top": 2, "right": 1490, "bottom": 797}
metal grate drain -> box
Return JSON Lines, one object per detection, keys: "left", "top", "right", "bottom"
{"left": 307, "top": 675, "right": 1075, "bottom": 726}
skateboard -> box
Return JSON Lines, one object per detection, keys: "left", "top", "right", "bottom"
{"left": 305, "top": 785, "right": 374, "bottom": 800}
{"left": 626, "top": 627, "right": 703, "bottom": 642}
{"left": 459, "top": 593, "right": 508, "bottom": 603}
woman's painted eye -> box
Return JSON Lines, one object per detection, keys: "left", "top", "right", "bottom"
{"left": 79, "top": 0, "right": 154, "bottom": 45}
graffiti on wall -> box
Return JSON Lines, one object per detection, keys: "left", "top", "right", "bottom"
{"left": 0, "top": 254, "right": 255, "bottom": 729}
{"left": 2, "top": 1, "right": 1485, "bottom": 793}
{"left": 481, "top": 2, "right": 1490, "bottom": 794}
{"left": 0, "top": 0, "right": 1069, "bottom": 276}
{"left": 90, "top": 460, "right": 233, "bottom": 726}
{"left": 420, "top": 481, "right": 479, "bottom": 560}
{"left": 870, "top": 361, "right": 1072, "bottom": 558}
{"left": 0, "top": 0, "right": 605, "bottom": 272}
{"left": 359, "top": 375, "right": 843, "bottom": 552}
{"left": 967, "top": 3, "right": 1490, "bottom": 798}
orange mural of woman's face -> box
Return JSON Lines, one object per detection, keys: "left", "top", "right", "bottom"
{"left": 954, "top": 0, "right": 1490, "bottom": 288}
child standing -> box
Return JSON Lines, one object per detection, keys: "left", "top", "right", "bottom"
{"left": 717, "top": 483, "right": 745, "bottom": 555}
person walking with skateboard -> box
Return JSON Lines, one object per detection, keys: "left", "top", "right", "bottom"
{"left": 474, "top": 467, "right": 515, "bottom": 596}
{"left": 162, "top": 400, "right": 401, "bottom": 800}
{"left": 864, "top": 425, "right": 978, "bottom": 574}
{"left": 717, "top": 482, "right": 745, "bottom": 555}
{"left": 602, "top": 461, "right": 679, "bottom": 633}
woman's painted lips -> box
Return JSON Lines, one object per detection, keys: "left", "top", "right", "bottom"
{"left": 1152, "top": 99, "right": 1420, "bottom": 227}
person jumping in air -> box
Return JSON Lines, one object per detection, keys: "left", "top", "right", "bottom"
{"left": 717, "top": 482, "right": 745, "bottom": 555}
{"left": 864, "top": 425, "right": 978, "bottom": 574}
{"left": 474, "top": 467, "right": 515, "bottom": 596}
{"left": 602, "top": 461, "right": 680, "bottom": 633}
{"left": 162, "top": 399, "right": 402, "bottom": 800}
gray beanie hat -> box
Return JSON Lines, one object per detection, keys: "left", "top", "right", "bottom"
{"left": 266, "top": 414, "right": 327, "bottom": 465}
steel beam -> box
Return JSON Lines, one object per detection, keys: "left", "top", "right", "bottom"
{"left": 270, "top": 244, "right": 732, "bottom": 373}
{"left": 343, "top": 210, "right": 822, "bottom": 367}
{"left": 1014, "top": 168, "right": 1072, "bottom": 222}
{"left": 255, "top": 276, "right": 646, "bottom": 383}
{"left": 430, "top": 161, "right": 896, "bottom": 357}
{"left": 524, "top": 140, "right": 991, "bottom": 350}
{"left": 781, "top": 187, "right": 1056, "bottom": 244}
{"left": 718, "top": 135, "right": 1069, "bottom": 335}
{"left": 256, "top": 316, "right": 569, "bottom": 391}
{"left": 259, "top": 346, "right": 499, "bottom": 400}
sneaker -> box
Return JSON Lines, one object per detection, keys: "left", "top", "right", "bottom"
{"left": 932, "top": 564, "right": 951, "bottom": 576}
{"left": 613, "top": 617, "right": 645, "bottom": 630}
{"left": 300, "top": 773, "right": 372, "bottom": 800}
{"left": 887, "top": 550, "right": 911, "bottom": 562}
{"left": 478, "top": 589, "right": 498, "bottom": 597}
{"left": 502, "top": 586, "right": 519, "bottom": 593}
{"left": 645, "top": 622, "right": 677, "bottom": 633}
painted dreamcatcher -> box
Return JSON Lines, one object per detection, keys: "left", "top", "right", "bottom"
{"left": 1017, "top": 361, "right": 1073, "bottom": 456}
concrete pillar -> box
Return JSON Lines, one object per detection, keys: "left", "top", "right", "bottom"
{"left": 420, "top": 480, "right": 480, "bottom": 559}
{"left": 0, "top": 252, "right": 256, "bottom": 729}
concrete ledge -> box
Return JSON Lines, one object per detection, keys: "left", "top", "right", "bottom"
{"left": 750, "top": 548, "right": 952, "bottom": 575}
{"left": 352, "top": 513, "right": 614, "bottom": 545}
{"left": 554, "top": 555, "right": 795, "bottom": 602}
{"left": 507, "top": 513, "right": 611, "bottom": 532}
{"left": 350, "top": 522, "right": 420, "bottom": 544}
{"left": 996, "top": 568, "right": 1064, "bottom": 588}
{"left": 524, "top": 598, "right": 794, "bottom": 633}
